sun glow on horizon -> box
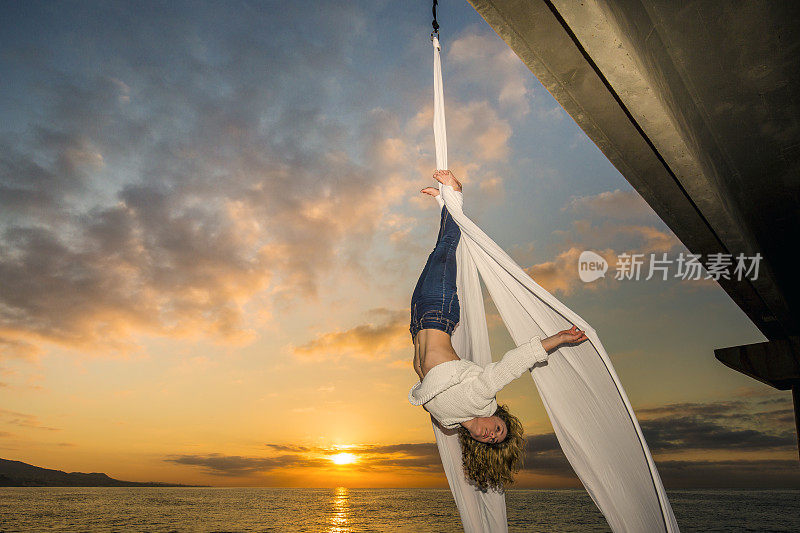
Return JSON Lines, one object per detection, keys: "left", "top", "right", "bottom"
{"left": 330, "top": 452, "right": 357, "bottom": 465}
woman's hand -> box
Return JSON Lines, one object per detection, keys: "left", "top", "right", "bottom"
{"left": 541, "top": 325, "right": 589, "bottom": 352}
{"left": 421, "top": 169, "right": 462, "bottom": 197}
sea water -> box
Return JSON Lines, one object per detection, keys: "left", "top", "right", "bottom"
{"left": 1, "top": 487, "right": 798, "bottom": 532}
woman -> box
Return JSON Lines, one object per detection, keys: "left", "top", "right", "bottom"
{"left": 409, "top": 169, "right": 589, "bottom": 490}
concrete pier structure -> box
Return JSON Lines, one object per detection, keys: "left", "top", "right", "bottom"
{"left": 467, "top": 0, "right": 800, "bottom": 456}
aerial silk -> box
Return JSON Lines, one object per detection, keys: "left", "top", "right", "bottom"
{"left": 428, "top": 35, "right": 680, "bottom": 533}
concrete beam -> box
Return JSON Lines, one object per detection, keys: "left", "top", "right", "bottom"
{"left": 714, "top": 337, "right": 800, "bottom": 390}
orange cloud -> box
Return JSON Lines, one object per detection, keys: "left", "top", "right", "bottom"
{"left": 444, "top": 101, "right": 512, "bottom": 162}
{"left": 292, "top": 308, "right": 408, "bottom": 362}
{"left": 448, "top": 31, "right": 534, "bottom": 115}
{"left": 522, "top": 209, "right": 682, "bottom": 295}
{"left": 524, "top": 246, "right": 607, "bottom": 296}
{"left": 554, "top": 190, "right": 685, "bottom": 285}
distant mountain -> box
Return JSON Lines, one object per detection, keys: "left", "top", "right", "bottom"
{"left": 0, "top": 458, "right": 207, "bottom": 487}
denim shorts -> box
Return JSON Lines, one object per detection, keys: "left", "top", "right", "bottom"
{"left": 410, "top": 205, "right": 461, "bottom": 339}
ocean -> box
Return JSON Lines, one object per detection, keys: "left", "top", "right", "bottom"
{"left": 1, "top": 487, "right": 798, "bottom": 532}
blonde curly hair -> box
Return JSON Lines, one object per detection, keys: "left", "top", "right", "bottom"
{"left": 457, "top": 404, "right": 525, "bottom": 491}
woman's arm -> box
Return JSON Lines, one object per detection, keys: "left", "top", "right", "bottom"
{"left": 470, "top": 326, "right": 589, "bottom": 400}
{"left": 470, "top": 336, "right": 548, "bottom": 400}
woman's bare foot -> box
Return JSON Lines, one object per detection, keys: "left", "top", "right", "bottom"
{"left": 420, "top": 169, "right": 462, "bottom": 197}
{"left": 433, "top": 169, "right": 462, "bottom": 191}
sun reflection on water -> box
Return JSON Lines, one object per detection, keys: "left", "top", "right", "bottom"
{"left": 327, "top": 486, "right": 350, "bottom": 533}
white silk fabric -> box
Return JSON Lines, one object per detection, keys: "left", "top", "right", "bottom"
{"left": 428, "top": 36, "right": 680, "bottom": 533}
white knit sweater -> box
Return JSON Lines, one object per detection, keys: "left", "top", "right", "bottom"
{"left": 409, "top": 336, "right": 549, "bottom": 428}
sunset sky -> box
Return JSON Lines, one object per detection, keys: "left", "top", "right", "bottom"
{"left": 1, "top": 1, "right": 797, "bottom": 489}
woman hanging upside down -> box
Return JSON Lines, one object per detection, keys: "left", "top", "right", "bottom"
{"left": 409, "top": 169, "right": 590, "bottom": 491}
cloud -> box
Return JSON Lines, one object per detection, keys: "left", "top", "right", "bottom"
{"left": 0, "top": 338, "right": 41, "bottom": 361}
{"left": 553, "top": 219, "right": 679, "bottom": 256}
{"left": 356, "top": 445, "right": 443, "bottom": 470}
{"left": 0, "top": 408, "right": 60, "bottom": 431}
{"left": 523, "top": 246, "right": 600, "bottom": 296}
{"left": 519, "top": 190, "right": 683, "bottom": 294}
{"left": 637, "top": 398, "right": 781, "bottom": 417}
{"left": 635, "top": 398, "right": 796, "bottom": 450}
{"left": 557, "top": 190, "right": 679, "bottom": 252}
{"left": 164, "top": 452, "right": 326, "bottom": 477}
{"left": 563, "top": 189, "right": 657, "bottom": 220}
{"left": 409, "top": 102, "right": 513, "bottom": 167}
{"left": 0, "top": 4, "right": 405, "bottom": 359}
{"left": 641, "top": 416, "right": 794, "bottom": 452}
{"left": 265, "top": 444, "right": 313, "bottom": 453}
{"left": 165, "top": 442, "right": 444, "bottom": 478}
{"left": 263, "top": 442, "right": 444, "bottom": 472}
{"left": 655, "top": 459, "right": 800, "bottom": 488}
{"left": 448, "top": 30, "right": 534, "bottom": 116}
{"left": 292, "top": 308, "right": 408, "bottom": 361}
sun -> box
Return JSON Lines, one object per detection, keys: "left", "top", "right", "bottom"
{"left": 330, "top": 452, "right": 357, "bottom": 465}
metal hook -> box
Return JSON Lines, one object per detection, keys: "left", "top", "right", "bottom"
{"left": 431, "top": 0, "right": 439, "bottom": 41}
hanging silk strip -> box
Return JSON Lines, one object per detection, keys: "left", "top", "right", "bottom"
{"left": 428, "top": 35, "right": 680, "bottom": 533}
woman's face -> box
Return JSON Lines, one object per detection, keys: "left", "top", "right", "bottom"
{"left": 468, "top": 415, "right": 507, "bottom": 443}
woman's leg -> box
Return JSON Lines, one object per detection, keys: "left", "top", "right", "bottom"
{"left": 409, "top": 205, "right": 462, "bottom": 341}
{"left": 409, "top": 206, "right": 447, "bottom": 319}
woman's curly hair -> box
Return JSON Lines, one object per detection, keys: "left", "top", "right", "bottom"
{"left": 457, "top": 404, "right": 525, "bottom": 491}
